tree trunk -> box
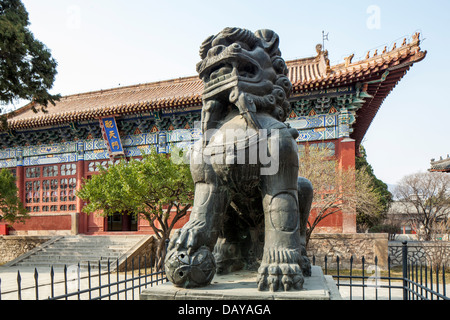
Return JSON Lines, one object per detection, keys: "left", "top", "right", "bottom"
{"left": 156, "top": 233, "right": 170, "bottom": 270}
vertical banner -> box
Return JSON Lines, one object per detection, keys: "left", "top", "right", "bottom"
{"left": 99, "top": 116, "right": 124, "bottom": 157}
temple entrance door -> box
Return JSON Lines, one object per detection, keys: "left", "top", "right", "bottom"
{"left": 106, "top": 213, "right": 137, "bottom": 231}
{"left": 107, "top": 213, "right": 123, "bottom": 231}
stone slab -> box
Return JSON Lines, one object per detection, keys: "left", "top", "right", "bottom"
{"left": 140, "top": 266, "right": 341, "bottom": 300}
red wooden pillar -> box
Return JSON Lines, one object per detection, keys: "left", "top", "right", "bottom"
{"left": 338, "top": 137, "right": 355, "bottom": 170}
{"left": 16, "top": 148, "right": 25, "bottom": 204}
{"left": 337, "top": 137, "right": 357, "bottom": 233}
{"left": 76, "top": 142, "right": 87, "bottom": 234}
{"left": 16, "top": 166, "right": 25, "bottom": 204}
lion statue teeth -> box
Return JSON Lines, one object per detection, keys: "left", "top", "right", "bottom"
{"left": 165, "top": 27, "right": 313, "bottom": 292}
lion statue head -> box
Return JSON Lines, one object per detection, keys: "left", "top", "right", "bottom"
{"left": 196, "top": 27, "right": 292, "bottom": 128}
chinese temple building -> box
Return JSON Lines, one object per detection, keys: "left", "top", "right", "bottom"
{"left": 0, "top": 33, "right": 426, "bottom": 235}
{"left": 430, "top": 155, "right": 450, "bottom": 173}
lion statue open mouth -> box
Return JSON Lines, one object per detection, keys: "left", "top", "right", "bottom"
{"left": 165, "top": 27, "right": 313, "bottom": 292}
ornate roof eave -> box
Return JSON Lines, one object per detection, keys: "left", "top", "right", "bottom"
{"left": 429, "top": 155, "right": 450, "bottom": 172}
{"left": 289, "top": 33, "right": 426, "bottom": 152}
{"left": 291, "top": 32, "right": 426, "bottom": 93}
{"left": 350, "top": 39, "right": 426, "bottom": 150}
{"left": 3, "top": 33, "right": 426, "bottom": 134}
{"left": 6, "top": 94, "right": 203, "bottom": 130}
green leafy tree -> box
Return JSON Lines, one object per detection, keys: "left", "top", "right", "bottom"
{"left": 0, "top": 168, "right": 28, "bottom": 223}
{"left": 77, "top": 149, "right": 194, "bottom": 264}
{"left": 0, "top": 0, "right": 60, "bottom": 125}
{"left": 355, "top": 145, "right": 393, "bottom": 231}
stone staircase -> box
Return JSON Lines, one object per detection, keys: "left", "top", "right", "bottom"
{"left": 6, "top": 235, "right": 150, "bottom": 270}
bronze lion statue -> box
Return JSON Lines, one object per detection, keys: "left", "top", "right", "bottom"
{"left": 165, "top": 27, "right": 313, "bottom": 292}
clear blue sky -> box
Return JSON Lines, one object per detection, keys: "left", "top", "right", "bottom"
{"left": 12, "top": 0, "right": 450, "bottom": 186}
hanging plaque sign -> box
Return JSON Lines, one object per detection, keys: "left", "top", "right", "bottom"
{"left": 99, "top": 116, "right": 124, "bottom": 157}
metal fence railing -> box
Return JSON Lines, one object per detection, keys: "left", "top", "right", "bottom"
{"left": 313, "top": 241, "right": 448, "bottom": 300}
{"left": 0, "top": 241, "right": 448, "bottom": 300}
{"left": 0, "top": 255, "right": 166, "bottom": 300}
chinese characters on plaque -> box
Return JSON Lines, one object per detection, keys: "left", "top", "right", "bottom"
{"left": 99, "top": 117, "right": 124, "bottom": 157}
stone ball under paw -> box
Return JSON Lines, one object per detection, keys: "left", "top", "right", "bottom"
{"left": 165, "top": 246, "right": 216, "bottom": 288}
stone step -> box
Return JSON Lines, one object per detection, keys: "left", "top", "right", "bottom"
{"left": 54, "top": 241, "right": 138, "bottom": 247}
{"left": 15, "top": 261, "right": 113, "bottom": 269}
{"left": 59, "top": 235, "right": 143, "bottom": 241}
{"left": 54, "top": 242, "right": 134, "bottom": 247}
{"left": 34, "top": 245, "right": 131, "bottom": 253}
{"left": 40, "top": 247, "right": 125, "bottom": 253}
{"left": 18, "top": 254, "right": 121, "bottom": 261}
{"left": 8, "top": 234, "right": 149, "bottom": 270}
{"left": 49, "top": 246, "right": 135, "bottom": 251}
{"left": 16, "top": 259, "right": 112, "bottom": 266}
{"left": 57, "top": 239, "right": 140, "bottom": 245}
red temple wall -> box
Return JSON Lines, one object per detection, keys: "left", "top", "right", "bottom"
{"left": 7, "top": 136, "right": 357, "bottom": 235}
{"left": 9, "top": 214, "right": 72, "bottom": 235}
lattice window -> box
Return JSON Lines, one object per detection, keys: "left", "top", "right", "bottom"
{"left": 68, "top": 178, "right": 76, "bottom": 201}
{"left": 60, "top": 178, "right": 69, "bottom": 201}
{"left": 24, "top": 163, "right": 77, "bottom": 213}
{"left": 61, "top": 163, "right": 76, "bottom": 176}
{"left": 42, "top": 179, "right": 58, "bottom": 202}
{"left": 32, "top": 181, "right": 40, "bottom": 203}
{"left": 26, "top": 167, "right": 40, "bottom": 178}
{"left": 43, "top": 165, "right": 58, "bottom": 177}
{"left": 25, "top": 181, "right": 33, "bottom": 204}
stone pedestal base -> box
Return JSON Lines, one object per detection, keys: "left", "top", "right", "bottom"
{"left": 140, "top": 266, "right": 341, "bottom": 300}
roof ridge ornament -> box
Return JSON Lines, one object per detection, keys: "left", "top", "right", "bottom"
{"left": 411, "top": 32, "right": 421, "bottom": 46}
{"left": 344, "top": 54, "right": 354, "bottom": 67}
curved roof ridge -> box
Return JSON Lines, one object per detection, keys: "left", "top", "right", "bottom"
{"left": 4, "top": 33, "right": 426, "bottom": 131}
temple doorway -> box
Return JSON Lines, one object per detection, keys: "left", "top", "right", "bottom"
{"left": 106, "top": 213, "right": 137, "bottom": 231}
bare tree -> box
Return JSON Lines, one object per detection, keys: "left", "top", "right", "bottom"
{"left": 394, "top": 172, "right": 450, "bottom": 241}
{"left": 299, "top": 145, "right": 382, "bottom": 244}
{"left": 425, "top": 219, "right": 450, "bottom": 268}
